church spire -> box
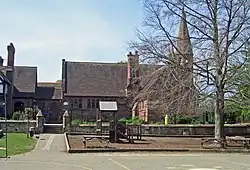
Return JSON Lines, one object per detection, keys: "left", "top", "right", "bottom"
{"left": 177, "top": 8, "right": 193, "bottom": 56}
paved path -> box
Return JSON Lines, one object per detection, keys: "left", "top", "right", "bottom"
{"left": 1, "top": 134, "right": 250, "bottom": 169}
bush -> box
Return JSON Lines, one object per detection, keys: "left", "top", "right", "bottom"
{"left": 119, "top": 116, "right": 145, "bottom": 125}
{"left": 71, "top": 119, "right": 83, "bottom": 125}
{"left": 82, "top": 121, "right": 95, "bottom": 125}
{"left": 12, "top": 107, "right": 41, "bottom": 121}
{"left": 12, "top": 111, "right": 25, "bottom": 120}
{"left": 174, "top": 115, "right": 201, "bottom": 124}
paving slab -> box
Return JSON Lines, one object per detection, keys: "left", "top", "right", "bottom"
{"left": 1, "top": 134, "right": 250, "bottom": 169}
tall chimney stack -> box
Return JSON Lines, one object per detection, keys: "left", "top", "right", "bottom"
{"left": 127, "top": 51, "right": 139, "bottom": 85}
{"left": 7, "top": 43, "right": 15, "bottom": 67}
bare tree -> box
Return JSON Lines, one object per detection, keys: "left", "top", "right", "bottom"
{"left": 130, "top": 0, "right": 250, "bottom": 141}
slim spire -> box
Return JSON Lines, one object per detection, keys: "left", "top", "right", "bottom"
{"left": 177, "top": 8, "right": 193, "bottom": 55}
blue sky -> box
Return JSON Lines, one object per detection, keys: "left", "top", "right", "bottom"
{"left": 0, "top": 0, "right": 144, "bottom": 81}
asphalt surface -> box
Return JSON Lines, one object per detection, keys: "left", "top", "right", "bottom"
{"left": 1, "top": 134, "right": 250, "bottom": 170}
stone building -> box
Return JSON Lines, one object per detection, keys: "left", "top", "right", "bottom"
{"left": 0, "top": 43, "right": 62, "bottom": 122}
{"left": 0, "top": 10, "right": 196, "bottom": 124}
{"left": 61, "top": 52, "right": 160, "bottom": 122}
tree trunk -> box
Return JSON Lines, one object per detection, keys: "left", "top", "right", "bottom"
{"left": 214, "top": 87, "right": 225, "bottom": 140}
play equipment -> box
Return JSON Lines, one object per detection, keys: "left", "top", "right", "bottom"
{"left": 97, "top": 101, "right": 134, "bottom": 143}
{"left": 82, "top": 101, "right": 142, "bottom": 147}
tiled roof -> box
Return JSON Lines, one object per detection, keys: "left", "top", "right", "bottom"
{"left": 35, "top": 82, "right": 62, "bottom": 100}
{"left": 13, "top": 66, "right": 37, "bottom": 95}
{"left": 0, "top": 66, "right": 37, "bottom": 98}
{"left": 64, "top": 62, "right": 128, "bottom": 97}
{"left": 64, "top": 61, "right": 161, "bottom": 97}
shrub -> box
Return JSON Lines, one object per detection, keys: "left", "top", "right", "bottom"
{"left": 71, "top": 119, "right": 82, "bottom": 125}
{"left": 174, "top": 115, "right": 201, "bottom": 124}
{"left": 12, "top": 111, "right": 24, "bottom": 120}
{"left": 119, "top": 116, "right": 145, "bottom": 125}
{"left": 81, "top": 121, "right": 95, "bottom": 125}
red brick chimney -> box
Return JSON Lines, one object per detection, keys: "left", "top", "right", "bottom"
{"left": 127, "top": 51, "right": 139, "bottom": 85}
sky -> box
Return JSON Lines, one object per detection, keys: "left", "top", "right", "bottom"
{"left": 0, "top": 0, "right": 144, "bottom": 82}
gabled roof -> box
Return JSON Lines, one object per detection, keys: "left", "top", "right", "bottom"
{"left": 63, "top": 61, "right": 160, "bottom": 97}
{"left": 0, "top": 66, "right": 37, "bottom": 98}
{"left": 64, "top": 61, "right": 128, "bottom": 97}
{"left": 13, "top": 66, "right": 37, "bottom": 95}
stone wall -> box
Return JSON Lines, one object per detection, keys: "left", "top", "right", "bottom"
{"left": 0, "top": 120, "right": 36, "bottom": 133}
{"left": 70, "top": 124, "right": 110, "bottom": 134}
{"left": 70, "top": 124, "right": 250, "bottom": 137}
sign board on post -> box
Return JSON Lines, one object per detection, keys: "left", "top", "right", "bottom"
{"left": 99, "top": 101, "right": 118, "bottom": 111}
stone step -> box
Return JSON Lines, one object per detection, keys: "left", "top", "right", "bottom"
{"left": 44, "top": 124, "right": 63, "bottom": 134}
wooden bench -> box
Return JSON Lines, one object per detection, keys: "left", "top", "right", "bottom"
{"left": 82, "top": 135, "right": 109, "bottom": 148}
{"left": 127, "top": 125, "right": 142, "bottom": 140}
{"left": 201, "top": 137, "right": 250, "bottom": 149}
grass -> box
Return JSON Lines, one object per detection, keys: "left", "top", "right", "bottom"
{"left": 0, "top": 133, "right": 37, "bottom": 157}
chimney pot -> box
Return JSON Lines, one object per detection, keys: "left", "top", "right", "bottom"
{"left": 135, "top": 50, "right": 138, "bottom": 55}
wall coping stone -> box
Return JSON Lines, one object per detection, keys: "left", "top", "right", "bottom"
{"left": 141, "top": 124, "right": 250, "bottom": 127}
{"left": 0, "top": 120, "right": 36, "bottom": 123}
{"left": 70, "top": 123, "right": 250, "bottom": 128}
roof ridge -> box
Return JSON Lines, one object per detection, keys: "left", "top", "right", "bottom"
{"left": 67, "top": 61, "right": 126, "bottom": 65}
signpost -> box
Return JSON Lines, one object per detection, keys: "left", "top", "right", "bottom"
{"left": 0, "top": 73, "right": 10, "bottom": 159}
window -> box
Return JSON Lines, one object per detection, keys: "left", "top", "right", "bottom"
{"left": 91, "top": 99, "right": 95, "bottom": 108}
{"left": 69, "top": 100, "right": 73, "bottom": 108}
{"left": 87, "top": 99, "right": 99, "bottom": 109}
{"left": 96, "top": 99, "right": 99, "bottom": 109}
{"left": 78, "top": 98, "right": 82, "bottom": 108}
{"left": 87, "top": 99, "right": 91, "bottom": 109}
{"left": 79, "top": 103, "right": 82, "bottom": 108}
{"left": 73, "top": 99, "right": 78, "bottom": 108}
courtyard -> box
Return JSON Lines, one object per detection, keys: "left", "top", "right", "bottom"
{"left": 68, "top": 135, "right": 201, "bottom": 150}
{"left": 0, "top": 134, "right": 250, "bottom": 170}
{"left": 1, "top": 151, "right": 250, "bottom": 169}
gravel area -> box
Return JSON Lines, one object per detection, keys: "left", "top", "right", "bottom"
{"left": 68, "top": 135, "right": 202, "bottom": 149}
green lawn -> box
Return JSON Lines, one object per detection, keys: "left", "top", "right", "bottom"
{"left": 0, "top": 133, "right": 37, "bottom": 157}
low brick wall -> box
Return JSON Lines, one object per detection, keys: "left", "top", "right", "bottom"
{"left": 0, "top": 120, "right": 36, "bottom": 133}
{"left": 70, "top": 124, "right": 250, "bottom": 137}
